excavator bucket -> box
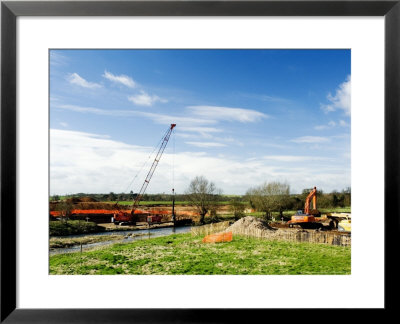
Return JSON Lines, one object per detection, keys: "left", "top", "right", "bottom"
{"left": 202, "top": 231, "right": 233, "bottom": 243}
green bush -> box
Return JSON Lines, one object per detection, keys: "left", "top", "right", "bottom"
{"left": 49, "top": 220, "right": 103, "bottom": 236}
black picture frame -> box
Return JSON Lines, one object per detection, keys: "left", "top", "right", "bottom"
{"left": 1, "top": 0, "right": 398, "bottom": 322}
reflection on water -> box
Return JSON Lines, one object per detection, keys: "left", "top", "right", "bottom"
{"left": 50, "top": 226, "right": 191, "bottom": 256}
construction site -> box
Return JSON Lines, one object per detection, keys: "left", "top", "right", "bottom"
{"left": 50, "top": 123, "right": 351, "bottom": 253}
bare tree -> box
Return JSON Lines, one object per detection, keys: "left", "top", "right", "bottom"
{"left": 55, "top": 200, "right": 74, "bottom": 223}
{"left": 229, "top": 198, "right": 246, "bottom": 220}
{"left": 185, "top": 176, "right": 222, "bottom": 224}
{"left": 246, "top": 181, "right": 290, "bottom": 220}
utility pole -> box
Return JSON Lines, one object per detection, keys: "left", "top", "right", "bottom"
{"left": 172, "top": 188, "right": 176, "bottom": 226}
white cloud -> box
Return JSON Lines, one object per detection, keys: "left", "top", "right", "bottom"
{"left": 187, "top": 105, "right": 268, "bottom": 123}
{"left": 314, "top": 125, "right": 329, "bottom": 131}
{"left": 179, "top": 126, "right": 222, "bottom": 134}
{"left": 185, "top": 142, "right": 227, "bottom": 148}
{"left": 55, "top": 104, "right": 112, "bottom": 115}
{"left": 321, "top": 75, "right": 351, "bottom": 115}
{"left": 139, "top": 112, "right": 214, "bottom": 126}
{"left": 59, "top": 122, "right": 68, "bottom": 128}
{"left": 263, "top": 155, "right": 329, "bottom": 162}
{"left": 103, "top": 70, "right": 136, "bottom": 88}
{"left": 67, "top": 73, "right": 102, "bottom": 89}
{"left": 314, "top": 119, "right": 350, "bottom": 131}
{"left": 291, "top": 136, "right": 330, "bottom": 144}
{"left": 53, "top": 104, "right": 215, "bottom": 127}
{"left": 50, "top": 51, "right": 68, "bottom": 66}
{"left": 314, "top": 120, "right": 336, "bottom": 130}
{"left": 176, "top": 127, "right": 222, "bottom": 140}
{"left": 128, "top": 91, "right": 168, "bottom": 106}
{"left": 50, "top": 129, "right": 350, "bottom": 195}
{"left": 239, "top": 92, "right": 290, "bottom": 103}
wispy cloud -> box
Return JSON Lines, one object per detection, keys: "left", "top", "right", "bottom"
{"left": 66, "top": 73, "right": 102, "bottom": 89}
{"left": 187, "top": 105, "right": 268, "bottom": 123}
{"left": 176, "top": 126, "right": 222, "bottom": 139}
{"left": 103, "top": 70, "right": 136, "bottom": 88}
{"left": 178, "top": 126, "right": 222, "bottom": 133}
{"left": 291, "top": 136, "right": 330, "bottom": 144}
{"left": 314, "top": 119, "right": 350, "bottom": 130}
{"left": 55, "top": 104, "right": 111, "bottom": 115}
{"left": 139, "top": 112, "right": 214, "bottom": 126}
{"left": 239, "top": 92, "right": 290, "bottom": 103}
{"left": 53, "top": 104, "right": 214, "bottom": 127}
{"left": 50, "top": 51, "right": 68, "bottom": 66}
{"left": 128, "top": 90, "right": 168, "bottom": 106}
{"left": 314, "top": 125, "right": 329, "bottom": 131}
{"left": 321, "top": 75, "right": 351, "bottom": 115}
{"left": 263, "top": 155, "right": 329, "bottom": 162}
{"left": 50, "top": 129, "right": 350, "bottom": 195}
{"left": 185, "top": 141, "right": 227, "bottom": 148}
{"left": 314, "top": 120, "right": 336, "bottom": 130}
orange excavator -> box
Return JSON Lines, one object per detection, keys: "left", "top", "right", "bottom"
{"left": 113, "top": 124, "right": 176, "bottom": 225}
{"left": 288, "top": 186, "right": 322, "bottom": 229}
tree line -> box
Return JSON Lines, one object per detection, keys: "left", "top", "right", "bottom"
{"left": 51, "top": 176, "right": 351, "bottom": 225}
{"left": 183, "top": 177, "right": 351, "bottom": 224}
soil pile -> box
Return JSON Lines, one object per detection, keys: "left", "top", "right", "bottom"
{"left": 66, "top": 197, "right": 98, "bottom": 203}
{"left": 226, "top": 216, "right": 278, "bottom": 233}
{"left": 79, "top": 197, "right": 98, "bottom": 202}
{"left": 49, "top": 201, "right": 118, "bottom": 211}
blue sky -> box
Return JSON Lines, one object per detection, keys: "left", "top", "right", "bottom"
{"left": 50, "top": 49, "right": 351, "bottom": 196}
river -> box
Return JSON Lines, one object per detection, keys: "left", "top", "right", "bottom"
{"left": 50, "top": 225, "right": 192, "bottom": 255}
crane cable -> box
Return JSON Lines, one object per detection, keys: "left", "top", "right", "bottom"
{"left": 115, "top": 129, "right": 167, "bottom": 207}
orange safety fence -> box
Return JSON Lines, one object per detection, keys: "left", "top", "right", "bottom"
{"left": 202, "top": 231, "right": 233, "bottom": 243}
{"left": 49, "top": 209, "right": 148, "bottom": 217}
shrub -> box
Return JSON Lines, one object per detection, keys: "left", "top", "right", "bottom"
{"left": 49, "top": 220, "right": 103, "bottom": 236}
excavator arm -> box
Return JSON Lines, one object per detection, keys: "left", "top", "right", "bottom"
{"left": 304, "top": 186, "right": 317, "bottom": 214}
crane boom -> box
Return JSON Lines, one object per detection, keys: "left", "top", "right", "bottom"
{"left": 131, "top": 123, "right": 176, "bottom": 213}
{"left": 113, "top": 123, "right": 176, "bottom": 225}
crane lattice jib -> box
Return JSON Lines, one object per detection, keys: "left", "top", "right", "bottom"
{"left": 131, "top": 124, "right": 176, "bottom": 212}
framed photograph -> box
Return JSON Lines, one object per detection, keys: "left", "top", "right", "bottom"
{"left": 1, "top": 0, "right": 398, "bottom": 322}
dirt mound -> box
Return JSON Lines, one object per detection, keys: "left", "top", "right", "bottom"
{"left": 74, "top": 202, "right": 117, "bottom": 210}
{"left": 226, "top": 216, "right": 277, "bottom": 233}
{"left": 65, "top": 197, "right": 98, "bottom": 203}
{"left": 66, "top": 197, "right": 81, "bottom": 204}
{"left": 79, "top": 197, "right": 98, "bottom": 202}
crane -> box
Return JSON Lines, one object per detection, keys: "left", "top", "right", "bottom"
{"left": 113, "top": 123, "right": 176, "bottom": 225}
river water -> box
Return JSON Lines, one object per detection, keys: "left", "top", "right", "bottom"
{"left": 50, "top": 226, "right": 192, "bottom": 255}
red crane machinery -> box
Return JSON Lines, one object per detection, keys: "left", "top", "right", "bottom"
{"left": 113, "top": 123, "right": 176, "bottom": 225}
{"left": 288, "top": 186, "right": 322, "bottom": 229}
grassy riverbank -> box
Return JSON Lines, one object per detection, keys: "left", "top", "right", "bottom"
{"left": 49, "top": 232, "right": 154, "bottom": 248}
{"left": 50, "top": 220, "right": 105, "bottom": 236}
{"left": 49, "top": 233, "right": 351, "bottom": 275}
{"left": 50, "top": 234, "right": 124, "bottom": 249}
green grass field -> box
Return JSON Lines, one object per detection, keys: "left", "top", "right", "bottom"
{"left": 49, "top": 233, "right": 351, "bottom": 275}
